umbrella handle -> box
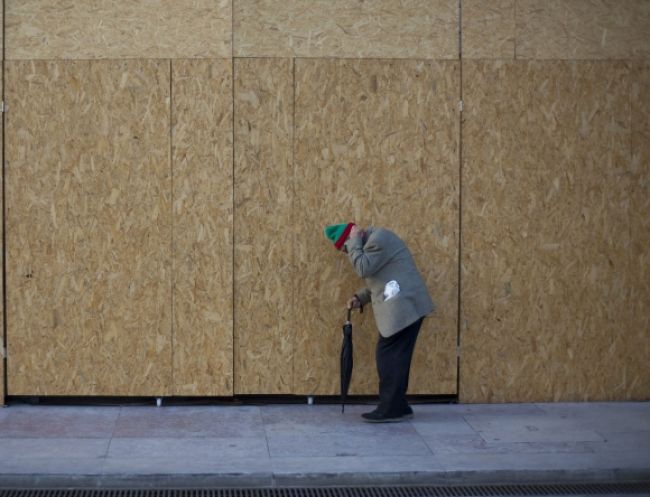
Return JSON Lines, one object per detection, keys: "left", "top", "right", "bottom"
{"left": 348, "top": 304, "right": 363, "bottom": 323}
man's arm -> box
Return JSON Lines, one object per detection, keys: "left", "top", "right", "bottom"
{"left": 354, "top": 288, "right": 371, "bottom": 306}
{"left": 346, "top": 234, "right": 388, "bottom": 278}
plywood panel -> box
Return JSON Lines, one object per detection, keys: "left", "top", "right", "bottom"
{"left": 515, "top": 0, "right": 569, "bottom": 59}
{"left": 234, "top": 59, "right": 294, "bottom": 394}
{"left": 172, "top": 59, "right": 233, "bottom": 396}
{"left": 565, "top": 0, "right": 650, "bottom": 60}
{"left": 6, "top": 0, "right": 231, "bottom": 59}
{"left": 234, "top": 0, "right": 458, "bottom": 59}
{"left": 557, "top": 61, "right": 633, "bottom": 400}
{"left": 516, "top": 0, "right": 650, "bottom": 60}
{"left": 5, "top": 60, "right": 172, "bottom": 395}
{"left": 461, "top": 60, "right": 636, "bottom": 402}
{"left": 294, "top": 59, "right": 459, "bottom": 396}
{"left": 630, "top": 62, "right": 650, "bottom": 399}
{"left": 628, "top": 3, "right": 650, "bottom": 59}
{"left": 462, "top": 0, "right": 515, "bottom": 59}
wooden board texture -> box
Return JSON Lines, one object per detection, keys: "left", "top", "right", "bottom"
{"left": 6, "top": 0, "right": 231, "bottom": 59}
{"left": 234, "top": 0, "right": 458, "bottom": 59}
{"left": 294, "top": 59, "right": 459, "bottom": 396}
{"left": 462, "top": 0, "right": 515, "bottom": 59}
{"left": 5, "top": 60, "right": 172, "bottom": 396}
{"left": 630, "top": 61, "right": 650, "bottom": 399}
{"left": 460, "top": 60, "right": 646, "bottom": 403}
{"left": 172, "top": 59, "right": 233, "bottom": 396}
{"left": 515, "top": 0, "right": 650, "bottom": 60}
{"left": 234, "top": 58, "right": 294, "bottom": 394}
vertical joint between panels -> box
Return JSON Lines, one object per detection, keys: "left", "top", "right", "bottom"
{"left": 456, "top": 0, "right": 464, "bottom": 400}
{"left": 458, "top": 0, "right": 462, "bottom": 60}
{"left": 169, "top": 59, "right": 174, "bottom": 395}
{"left": 231, "top": 1, "right": 236, "bottom": 397}
{"left": 514, "top": 0, "right": 518, "bottom": 60}
{"left": 291, "top": 57, "right": 296, "bottom": 394}
{"left": 231, "top": 58, "right": 236, "bottom": 395}
{"left": 2, "top": 0, "right": 8, "bottom": 402}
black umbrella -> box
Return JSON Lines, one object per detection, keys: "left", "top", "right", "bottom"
{"left": 340, "top": 305, "right": 361, "bottom": 413}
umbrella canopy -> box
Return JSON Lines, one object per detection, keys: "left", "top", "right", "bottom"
{"left": 340, "top": 308, "right": 354, "bottom": 413}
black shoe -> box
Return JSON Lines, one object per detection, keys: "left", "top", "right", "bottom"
{"left": 361, "top": 410, "right": 409, "bottom": 423}
{"left": 402, "top": 406, "right": 414, "bottom": 419}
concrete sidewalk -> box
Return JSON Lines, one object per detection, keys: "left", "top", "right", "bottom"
{"left": 0, "top": 401, "right": 649, "bottom": 488}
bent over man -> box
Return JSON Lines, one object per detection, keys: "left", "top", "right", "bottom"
{"left": 324, "top": 222, "right": 435, "bottom": 423}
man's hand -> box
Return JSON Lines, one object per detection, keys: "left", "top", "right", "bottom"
{"left": 350, "top": 225, "right": 362, "bottom": 238}
{"left": 347, "top": 296, "right": 361, "bottom": 309}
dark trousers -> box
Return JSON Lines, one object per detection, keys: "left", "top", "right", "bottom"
{"left": 375, "top": 317, "right": 423, "bottom": 417}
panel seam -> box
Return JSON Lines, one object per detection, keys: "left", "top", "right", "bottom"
{"left": 291, "top": 57, "right": 296, "bottom": 396}
{"left": 514, "top": 0, "right": 518, "bottom": 59}
{"left": 2, "top": 0, "right": 8, "bottom": 402}
{"left": 231, "top": 22, "right": 236, "bottom": 396}
{"left": 456, "top": 0, "right": 463, "bottom": 401}
{"left": 169, "top": 59, "right": 174, "bottom": 396}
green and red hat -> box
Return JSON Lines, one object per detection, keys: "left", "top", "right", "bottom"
{"left": 324, "top": 222, "right": 355, "bottom": 250}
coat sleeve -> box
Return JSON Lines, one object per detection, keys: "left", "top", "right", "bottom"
{"left": 355, "top": 287, "right": 371, "bottom": 306}
{"left": 346, "top": 232, "right": 388, "bottom": 279}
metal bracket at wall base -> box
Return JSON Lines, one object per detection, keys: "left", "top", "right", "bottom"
{"left": 0, "top": 101, "right": 6, "bottom": 113}
{"left": 156, "top": 397, "right": 163, "bottom": 407}
{"left": 307, "top": 396, "right": 314, "bottom": 405}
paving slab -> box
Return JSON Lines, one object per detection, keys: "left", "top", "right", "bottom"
{"left": 537, "top": 402, "right": 650, "bottom": 433}
{"left": 463, "top": 413, "right": 605, "bottom": 443}
{"left": 0, "top": 406, "right": 118, "bottom": 438}
{"left": 0, "top": 456, "right": 105, "bottom": 475}
{"left": 113, "top": 406, "right": 265, "bottom": 438}
{"left": 0, "top": 438, "right": 110, "bottom": 459}
{"left": 586, "top": 431, "right": 650, "bottom": 452}
{"left": 271, "top": 455, "right": 444, "bottom": 474}
{"left": 437, "top": 403, "right": 547, "bottom": 415}
{"left": 107, "top": 437, "right": 270, "bottom": 459}
{"left": 409, "top": 412, "right": 478, "bottom": 436}
{"left": 100, "top": 456, "right": 274, "bottom": 475}
{"left": 267, "top": 432, "right": 432, "bottom": 458}
{"left": 0, "top": 401, "right": 648, "bottom": 488}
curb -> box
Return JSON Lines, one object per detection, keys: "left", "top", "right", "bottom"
{"left": 1, "top": 468, "right": 650, "bottom": 489}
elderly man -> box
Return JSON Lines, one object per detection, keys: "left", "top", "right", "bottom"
{"left": 324, "top": 222, "right": 435, "bottom": 422}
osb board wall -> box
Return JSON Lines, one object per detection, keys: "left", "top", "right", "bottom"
{"left": 234, "top": 58, "right": 294, "bottom": 394}
{"left": 630, "top": 62, "right": 650, "bottom": 399}
{"left": 234, "top": 0, "right": 458, "bottom": 59}
{"left": 5, "top": 60, "right": 173, "bottom": 395}
{"left": 460, "top": 60, "right": 649, "bottom": 402}
{"left": 293, "top": 59, "right": 459, "bottom": 395}
{"left": 172, "top": 59, "right": 233, "bottom": 396}
{"left": 3, "top": 1, "right": 646, "bottom": 402}
{"left": 461, "top": 0, "right": 515, "bottom": 59}
{"left": 463, "top": 0, "right": 650, "bottom": 59}
{"left": 0, "top": 0, "right": 463, "bottom": 399}
{"left": 5, "top": 0, "right": 232, "bottom": 59}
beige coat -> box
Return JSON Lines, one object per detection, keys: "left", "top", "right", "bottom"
{"left": 346, "top": 227, "right": 434, "bottom": 337}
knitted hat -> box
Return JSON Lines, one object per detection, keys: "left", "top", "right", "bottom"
{"left": 324, "top": 222, "right": 355, "bottom": 250}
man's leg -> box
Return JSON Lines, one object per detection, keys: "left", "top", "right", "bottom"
{"left": 375, "top": 318, "right": 423, "bottom": 417}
